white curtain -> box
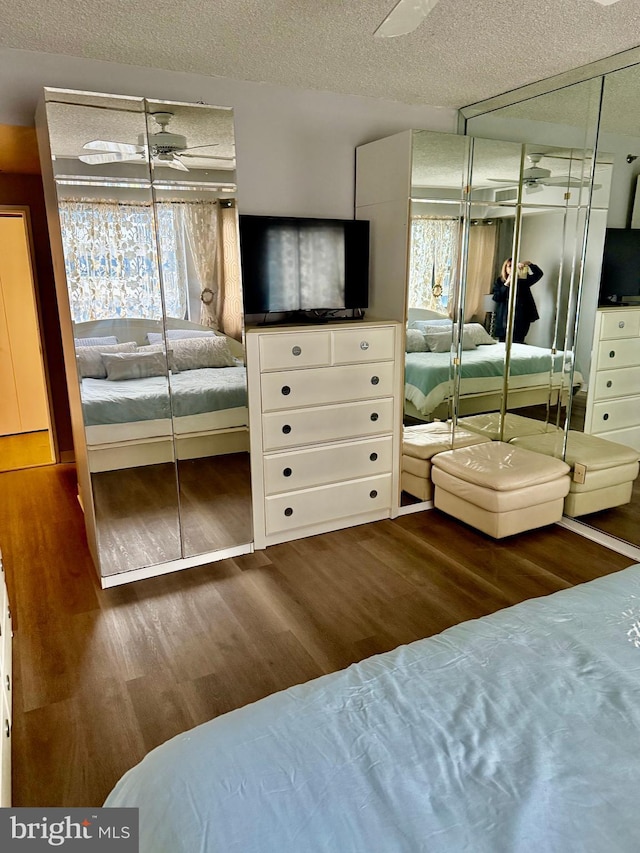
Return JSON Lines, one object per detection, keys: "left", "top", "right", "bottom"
{"left": 179, "top": 201, "right": 220, "bottom": 329}
{"left": 408, "top": 217, "right": 459, "bottom": 314}
{"left": 58, "top": 200, "right": 187, "bottom": 322}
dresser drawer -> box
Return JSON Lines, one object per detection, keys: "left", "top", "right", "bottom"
{"left": 591, "top": 424, "right": 640, "bottom": 452}
{"left": 332, "top": 326, "right": 395, "bottom": 364}
{"left": 590, "top": 397, "right": 640, "bottom": 433}
{"left": 262, "top": 398, "right": 394, "bottom": 451}
{"left": 600, "top": 310, "right": 640, "bottom": 340}
{"left": 265, "top": 473, "right": 392, "bottom": 534}
{"left": 261, "top": 362, "right": 395, "bottom": 411}
{"left": 259, "top": 332, "right": 331, "bottom": 371}
{"left": 596, "top": 338, "right": 640, "bottom": 370}
{"left": 263, "top": 436, "right": 393, "bottom": 495}
{"left": 592, "top": 367, "right": 640, "bottom": 401}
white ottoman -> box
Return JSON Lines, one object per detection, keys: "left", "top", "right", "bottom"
{"left": 511, "top": 430, "right": 640, "bottom": 517}
{"left": 459, "top": 412, "right": 562, "bottom": 442}
{"left": 402, "top": 422, "right": 491, "bottom": 501}
{"left": 431, "top": 441, "right": 571, "bottom": 538}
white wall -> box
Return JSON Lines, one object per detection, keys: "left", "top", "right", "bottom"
{"left": 0, "top": 48, "right": 457, "bottom": 219}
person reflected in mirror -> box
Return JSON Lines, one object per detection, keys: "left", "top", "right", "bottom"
{"left": 492, "top": 258, "right": 543, "bottom": 344}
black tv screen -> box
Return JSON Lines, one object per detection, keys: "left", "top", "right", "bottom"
{"left": 599, "top": 228, "right": 640, "bottom": 305}
{"left": 239, "top": 215, "right": 369, "bottom": 315}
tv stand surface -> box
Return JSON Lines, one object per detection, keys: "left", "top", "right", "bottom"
{"left": 256, "top": 311, "right": 365, "bottom": 327}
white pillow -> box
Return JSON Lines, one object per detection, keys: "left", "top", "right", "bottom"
{"left": 103, "top": 351, "right": 169, "bottom": 381}
{"left": 74, "top": 335, "right": 118, "bottom": 348}
{"left": 424, "top": 331, "right": 477, "bottom": 353}
{"left": 146, "top": 329, "right": 216, "bottom": 344}
{"left": 137, "top": 343, "right": 178, "bottom": 372}
{"left": 171, "top": 336, "right": 235, "bottom": 371}
{"left": 76, "top": 342, "right": 137, "bottom": 379}
{"left": 405, "top": 328, "right": 428, "bottom": 353}
{"left": 463, "top": 323, "right": 496, "bottom": 346}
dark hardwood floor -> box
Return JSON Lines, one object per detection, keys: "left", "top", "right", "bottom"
{"left": 0, "top": 463, "right": 634, "bottom": 807}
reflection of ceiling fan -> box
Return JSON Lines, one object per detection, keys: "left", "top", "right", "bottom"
{"left": 78, "top": 111, "right": 222, "bottom": 172}
{"left": 375, "top": 0, "right": 622, "bottom": 38}
{"left": 487, "top": 154, "right": 599, "bottom": 193}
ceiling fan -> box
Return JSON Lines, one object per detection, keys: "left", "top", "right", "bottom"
{"left": 374, "top": 0, "right": 622, "bottom": 38}
{"left": 487, "top": 153, "right": 599, "bottom": 193}
{"left": 78, "top": 111, "right": 224, "bottom": 172}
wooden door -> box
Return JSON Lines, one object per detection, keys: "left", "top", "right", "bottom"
{"left": 0, "top": 214, "right": 50, "bottom": 436}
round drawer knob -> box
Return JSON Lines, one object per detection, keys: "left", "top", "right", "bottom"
{"left": 619, "top": 321, "right": 625, "bottom": 328}
{"left": 360, "top": 341, "right": 370, "bottom": 351}
{"left": 609, "top": 350, "right": 616, "bottom": 358}
{"left": 371, "top": 376, "right": 379, "bottom": 385}
{"left": 282, "top": 424, "right": 292, "bottom": 434}
{"left": 606, "top": 380, "right": 613, "bottom": 388}
{"left": 292, "top": 346, "right": 302, "bottom": 356}
{"left": 370, "top": 490, "right": 378, "bottom": 499}
{"left": 370, "top": 452, "right": 378, "bottom": 461}
{"left": 281, "top": 385, "right": 291, "bottom": 396}
{"left": 284, "top": 507, "right": 294, "bottom": 517}
{"left": 370, "top": 412, "right": 379, "bottom": 422}
{"left": 603, "top": 413, "right": 609, "bottom": 421}
{"left": 283, "top": 467, "right": 292, "bottom": 477}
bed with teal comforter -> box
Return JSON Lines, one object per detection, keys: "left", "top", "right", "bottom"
{"left": 405, "top": 342, "right": 578, "bottom": 418}
{"left": 105, "top": 564, "right": 640, "bottom": 853}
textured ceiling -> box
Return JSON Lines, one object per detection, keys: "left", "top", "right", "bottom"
{"left": 1, "top": 0, "right": 640, "bottom": 108}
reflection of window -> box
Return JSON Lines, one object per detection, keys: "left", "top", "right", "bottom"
{"left": 408, "top": 217, "right": 459, "bottom": 314}
{"left": 58, "top": 200, "right": 187, "bottom": 322}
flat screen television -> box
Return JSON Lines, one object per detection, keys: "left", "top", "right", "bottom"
{"left": 239, "top": 214, "right": 370, "bottom": 319}
{"left": 599, "top": 228, "right": 640, "bottom": 305}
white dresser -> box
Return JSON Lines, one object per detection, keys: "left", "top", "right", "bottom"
{"left": 584, "top": 307, "right": 640, "bottom": 451}
{"left": 247, "top": 321, "right": 403, "bottom": 548}
{"left": 0, "top": 549, "right": 12, "bottom": 807}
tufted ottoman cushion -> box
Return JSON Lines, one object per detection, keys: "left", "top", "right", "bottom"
{"left": 431, "top": 441, "right": 571, "bottom": 538}
{"left": 402, "top": 422, "right": 491, "bottom": 501}
{"left": 511, "top": 430, "right": 639, "bottom": 517}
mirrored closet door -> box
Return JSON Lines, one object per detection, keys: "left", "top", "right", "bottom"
{"left": 463, "top": 63, "right": 640, "bottom": 553}
{"left": 37, "top": 88, "right": 252, "bottom": 583}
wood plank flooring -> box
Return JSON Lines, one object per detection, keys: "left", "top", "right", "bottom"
{"left": 0, "top": 463, "right": 634, "bottom": 808}
{"left": 0, "top": 431, "right": 53, "bottom": 472}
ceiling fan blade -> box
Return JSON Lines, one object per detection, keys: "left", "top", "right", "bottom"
{"left": 78, "top": 152, "right": 143, "bottom": 165}
{"left": 83, "top": 140, "right": 143, "bottom": 155}
{"left": 180, "top": 143, "right": 220, "bottom": 152}
{"left": 487, "top": 178, "right": 520, "bottom": 184}
{"left": 374, "top": 0, "right": 440, "bottom": 38}
{"left": 154, "top": 155, "right": 189, "bottom": 172}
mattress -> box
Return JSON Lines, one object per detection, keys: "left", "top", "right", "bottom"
{"left": 105, "top": 563, "right": 640, "bottom": 853}
{"left": 81, "top": 366, "right": 248, "bottom": 426}
{"left": 405, "top": 342, "right": 579, "bottom": 417}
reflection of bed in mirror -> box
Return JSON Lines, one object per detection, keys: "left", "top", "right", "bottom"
{"left": 74, "top": 318, "right": 248, "bottom": 472}
{"left": 404, "top": 308, "right": 582, "bottom": 422}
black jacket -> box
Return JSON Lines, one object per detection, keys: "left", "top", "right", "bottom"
{"left": 492, "top": 263, "right": 543, "bottom": 340}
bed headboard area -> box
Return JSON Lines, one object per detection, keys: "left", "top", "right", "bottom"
{"left": 73, "top": 319, "right": 245, "bottom": 360}
{"left": 407, "top": 307, "right": 451, "bottom": 324}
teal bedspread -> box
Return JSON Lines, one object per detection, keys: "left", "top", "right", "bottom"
{"left": 81, "top": 366, "right": 247, "bottom": 425}
{"left": 106, "top": 564, "right": 640, "bottom": 853}
{"left": 405, "top": 342, "right": 572, "bottom": 417}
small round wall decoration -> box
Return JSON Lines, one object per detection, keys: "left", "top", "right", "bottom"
{"left": 200, "top": 287, "right": 215, "bottom": 305}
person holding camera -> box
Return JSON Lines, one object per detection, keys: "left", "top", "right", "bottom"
{"left": 492, "top": 257, "right": 543, "bottom": 344}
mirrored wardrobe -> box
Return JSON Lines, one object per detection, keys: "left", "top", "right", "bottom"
{"left": 36, "top": 88, "right": 252, "bottom": 585}
{"left": 463, "top": 59, "right": 640, "bottom": 557}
